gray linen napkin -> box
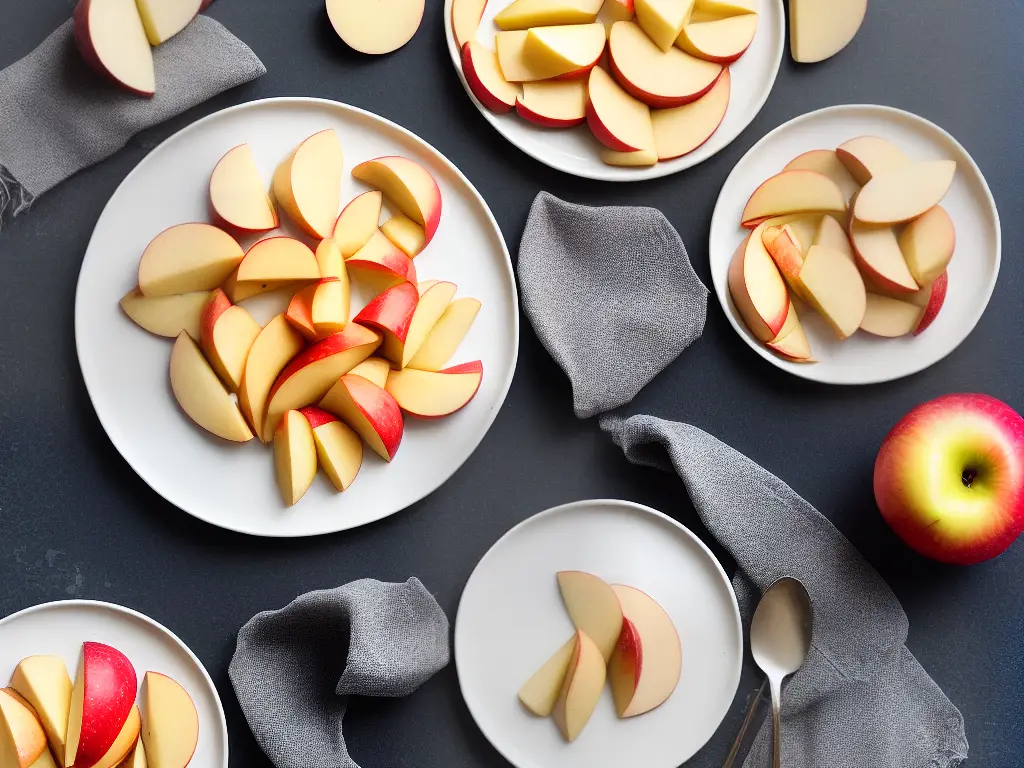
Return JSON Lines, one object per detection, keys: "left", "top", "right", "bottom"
{"left": 601, "top": 414, "right": 969, "bottom": 768}
{"left": 229, "top": 578, "right": 449, "bottom": 768}
{"left": 0, "top": 16, "right": 265, "bottom": 218}
{"left": 518, "top": 192, "right": 708, "bottom": 418}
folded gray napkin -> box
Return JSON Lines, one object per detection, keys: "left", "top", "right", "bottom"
{"left": 0, "top": 16, "right": 265, "bottom": 219}
{"left": 601, "top": 414, "right": 968, "bottom": 768}
{"left": 518, "top": 192, "right": 708, "bottom": 418}
{"left": 229, "top": 578, "right": 450, "bottom": 768}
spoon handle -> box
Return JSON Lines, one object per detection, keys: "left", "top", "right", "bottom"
{"left": 770, "top": 676, "right": 783, "bottom": 768}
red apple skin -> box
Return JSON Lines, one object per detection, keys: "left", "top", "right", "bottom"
{"left": 199, "top": 288, "right": 232, "bottom": 348}
{"left": 299, "top": 405, "right": 339, "bottom": 430}
{"left": 73, "top": 642, "right": 138, "bottom": 768}
{"left": 354, "top": 282, "right": 419, "bottom": 344}
{"left": 339, "top": 374, "right": 405, "bottom": 460}
{"left": 608, "top": 53, "right": 721, "bottom": 109}
{"left": 553, "top": 59, "right": 601, "bottom": 81}
{"left": 585, "top": 100, "right": 640, "bottom": 152}
{"left": 874, "top": 394, "right": 1024, "bottom": 565}
{"left": 515, "top": 98, "right": 585, "bottom": 128}
{"left": 207, "top": 148, "right": 279, "bottom": 235}
{"left": 914, "top": 271, "right": 948, "bottom": 335}
{"left": 609, "top": 619, "right": 642, "bottom": 714}
{"left": 73, "top": 0, "right": 155, "bottom": 98}
{"left": 461, "top": 42, "right": 516, "bottom": 114}
{"left": 267, "top": 324, "right": 379, "bottom": 403}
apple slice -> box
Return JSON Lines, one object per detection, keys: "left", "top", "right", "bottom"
{"left": 740, "top": 170, "right": 847, "bottom": 227}
{"left": 262, "top": 323, "right": 381, "bottom": 441}
{"left": 117, "top": 740, "right": 146, "bottom": 768}
{"left": 495, "top": 31, "right": 596, "bottom": 81}
{"left": 90, "top": 705, "right": 140, "bottom": 768}
{"left": 140, "top": 672, "right": 198, "bottom": 768}
{"left": 208, "top": 143, "right": 277, "bottom": 233}
{"left": 799, "top": 244, "right": 867, "bottom": 339}
{"left": 451, "top": 0, "right": 488, "bottom": 46}
{"left": 274, "top": 409, "right": 318, "bottom": 506}
{"left": 761, "top": 222, "right": 808, "bottom": 299}
{"left": 312, "top": 278, "right": 349, "bottom": 337}
{"left": 898, "top": 205, "right": 955, "bottom": 285}
{"left": 199, "top": 289, "right": 261, "bottom": 391}
{"left": 634, "top": 0, "right": 695, "bottom": 50}
{"left": 524, "top": 24, "right": 607, "bottom": 79}
{"left": 859, "top": 294, "right": 922, "bottom": 338}
{"left": 602, "top": 0, "right": 635, "bottom": 26}
{"left": 134, "top": 0, "right": 201, "bottom": 44}
{"left": 333, "top": 191, "right": 383, "bottom": 258}
{"left": 352, "top": 282, "right": 420, "bottom": 366}
{"left": 849, "top": 220, "right": 918, "bottom": 293}
{"left": 766, "top": 304, "right": 813, "bottom": 362}
{"left": 494, "top": 0, "right": 603, "bottom": 30}
{"left": 651, "top": 67, "right": 730, "bottom": 159}
{"left": 326, "top": 0, "right": 425, "bottom": 54}
{"left": 407, "top": 297, "right": 481, "bottom": 371}
{"left": 137, "top": 223, "right": 243, "bottom": 297}
{"left": 789, "top": 0, "right": 866, "bottom": 63}
{"left": 10, "top": 657, "right": 73, "bottom": 765}
{"left": 516, "top": 80, "right": 588, "bottom": 128}
{"left": 835, "top": 136, "right": 910, "bottom": 185}
{"left": 693, "top": 0, "right": 756, "bottom": 13}
{"left": 608, "top": 584, "right": 681, "bottom": 718}
{"left": 73, "top": 0, "right": 155, "bottom": 97}
{"left": 676, "top": 13, "right": 758, "bottom": 64}
{"left": 783, "top": 149, "right": 860, "bottom": 201}
{"left": 462, "top": 41, "right": 521, "bottom": 114}
{"left": 286, "top": 282, "right": 322, "bottom": 343}
{"left": 65, "top": 643, "right": 136, "bottom": 768}
{"left": 348, "top": 357, "right": 391, "bottom": 387}
{"left": 273, "top": 129, "right": 344, "bottom": 239}
{"left": 228, "top": 236, "right": 321, "bottom": 301}
{"left": 169, "top": 332, "right": 253, "bottom": 442}
{"left": 517, "top": 637, "right": 576, "bottom": 717}
{"left": 556, "top": 571, "right": 623, "bottom": 662}
{"left": 119, "top": 289, "right": 209, "bottom": 339}
{"left": 586, "top": 66, "right": 654, "bottom": 152}
{"left": 239, "top": 314, "right": 305, "bottom": 441}
{"left": 728, "top": 222, "right": 790, "bottom": 342}
{"left": 392, "top": 281, "right": 458, "bottom": 368}
{"left": 853, "top": 160, "right": 957, "bottom": 225}
{"left": 812, "top": 213, "right": 854, "bottom": 260}
{"left": 299, "top": 406, "right": 363, "bottom": 491}
{"left": 320, "top": 374, "right": 404, "bottom": 461}
{"left": 316, "top": 238, "right": 346, "bottom": 281}
{"left": 914, "top": 271, "right": 947, "bottom": 335}
{"left": 352, "top": 156, "right": 442, "bottom": 247}
{"left": 347, "top": 232, "right": 418, "bottom": 294}
{"left": 0, "top": 687, "right": 50, "bottom": 768}
{"left": 384, "top": 361, "right": 483, "bottom": 418}
{"left": 381, "top": 214, "right": 427, "bottom": 258}
{"left": 599, "top": 147, "right": 659, "bottom": 167}
{"left": 551, "top": 630, "right": 606, "bottom": 742}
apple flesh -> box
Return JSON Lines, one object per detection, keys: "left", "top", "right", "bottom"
{"left": 913, "top": 271, "right": 947, "bottom": 335}
{"left": 812, "top": 213, "right": 853, "bottom": 260}
{"left": 119, "top": 289, "right": 209, "bottom": 339}
{"left": 761, "top": 222, "right": 808, "bottom": 299}
{"left": 599, "top": 147, "right": 659, "bottom": 167}
{"left": 73, "top": 0, "right": 155, "bottom": 97}
{"left": 556, "top": 571, "right": 623, "bottom": 662}
{"left": 783, "top": 149, "right": 860, "bottom": 201}
{"left": 517, "top": 637, "right": 576, "bottom": 717}
{"left": 859, "top": 293, "right": 922, "bottom": 338}
{"left": 524, "top": 24, "right": 607, "bottom": 79}
{"left": 766, "top": 304, "right": 813, "bottom": 362}
{"left": 134, "top": 0, "right": 202, "bottom": 44}
{"left": 238, "top": 313, "right": 305, "bottom": 443}
{"left": 494, "top": 0, "right": 603, "bottom": 29}
{"left": 10, "top": 656, "right": 73, "bottom": 766}
{"left": 137, "top": 223, "right": 243, "bottom": 297}
{"left": 451, "top": 0, "right": 488, "bottom": 46}
{"left": 274, "top": 409, "right": 318, "bottom": 506}
{"left": 740, "top": 170, "right": 847, "bottom": 228}
{"left": 333, "top": 191, "right": 383, "bottom": 258}
{"left": 586, "top": 66, "right": 654, "bottom": 152}
{"left": 320, "top": 374, "right": 404, "bottom": 461}
{"left": 299, "top": 406, "right": 363, "bottom": 491}
{"left": 728, "top": 222, "right": 790, "bottom": 342}
{"left": 899, "top": 205, "right": 955, "bottom": 285}
{"left": 407, "top": 297, "right": 480, "bottom": 370}
{"left": 516, "top": 80, "right": 588, "bottom": 128}
{"left": 874, "top": 394, "right": 1024, "bottom": 564}
{"left": 352, "top": 156, "right": 442, "bottom": 247}
{"left": 853, "top": 160, "right": 957, "bottom": 225}
{"left": 169, "top": 332, "right": 254, "bottom": 442}
{"left": 285, "top": 278, "right": 331, "bottom": 342}
{"left": 836, "top": 136, "right": 909, "bottom": 185}
{"left": 208, "top": 143, "right": 277, "bottom": 233}
{"left": 634, "top": 0, "right": 695, "bottom": 51}
{"left": 392, "top": 281, "right": 457, "bottom": 368}
{"left": 462, "top": 40, "right": 521, "bottom": 114}
{"left": 273, "top": 129, "right": 344, "bottom": 239}
{"left": 231, "top": 236, "right": 321, "bottom": 300}
{"left": 495, "top": 31, "right": 597, "bottom": 81}
{"left": 326, "top": 0, "right": 425, "bottom": 54}
{"left": 849, "top": 220, "right": 918, "bottom": 293}
{"left": 90, "top": 705, "right": 139, "bottom": 768}
{"left": 348, "top": 357, "right": 391, "bottom": 388}
{"left": 140, "top": 672, "right": 199, "bottom": 768}
{"left": 0, "top": 687, "right": 50, "bottom": 768}
{"left": 381, "top": 214, "right": 427, "bottom": 258}
{"left": 118, "top": 741, "right": 146, "bottom": 768}
{"left": 199, "top": 289, "right": 262, "bottom": 391}
{"left": 384, "top": 361, "right": 484, "bottom": 418}
{"left": 798, "top": 244, "right": 866, "bottom": 339}
{"left": 551, "top": 630, "right": 606, "bottom": 742}
{"left": 789, "top": 0, "right": 866, "bottom": 63}
{"left": 650, "top": 67, "right": 730, "bottom": 159}
{"left": 352, "top": 282, "right": 420, "bottom": 366}
{"left": 676, "top": 12, "right": 758, "bottom": 64}
{"left": 65, "top": 642, "right": 137, "bottom": 768}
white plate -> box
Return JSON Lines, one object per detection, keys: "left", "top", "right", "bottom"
{"left": 710, "top": 104, "right": 1001, "bottom": 384}
{"left": 75, "top": 98, "right": 519, "bottom": 537}
{"left": 0, "top": 600, "right": 228, "bottom": 766}
{"left": 455, "top": 499, "right": 742, "bottom": 768}
{"left": 443, "top": 0, "right": 784, "bottom": 181}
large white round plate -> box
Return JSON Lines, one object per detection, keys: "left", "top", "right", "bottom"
{"left": 455, "top": 499, "right": 742, "bottom": 768}
{"left": 710, "top": 104, "right": 1001, "bottom": 384}
{"left": 75, "top": 98, "right": 519, "bottom": 537}
{"left": 0, "top": 600, "right": 228, "bottom": 766}
{"left": 444, "top": 0, "right": 783, "bottom": 181}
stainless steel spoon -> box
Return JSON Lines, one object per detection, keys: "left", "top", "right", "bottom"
{"left": 749, "top": 577, "right": 813, "bottom": 768}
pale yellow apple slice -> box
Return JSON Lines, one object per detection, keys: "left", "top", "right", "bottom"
{"left": 320, "top": 374, "right": 404, "bottom": 461}
{"left": 347, "top": 231, "right": 418, "bottom": 294}
{"left": 740, "top": 170, "right": 847, "bottom": 227}
{"left": 524, "top": 23, "right": 607, "bottom": 78}
{"left": 91, "top": 705, "right": 140, "bottom": 768}
{"left": 859, "top": 294, "right": 922, "bottom": 338}
{"left": 239, "top": 314, "right": 305, "bottom": 442}
{"left": 601, "top": 0, "right": 635, "bottom": 28}
{"left": 783, "top": 149, "right": 860, "bottom": 201}
{"left": 348, "top": 357, "right": 391, "bottom": 388}
{"left": 138, "top": 223, "right": 243, "bottom": 297}
{"left": 676, "top": 13, "right": 758, "bottom": 64}
{"left": 552, "top": 630, "right": 606, "bottom": 742}
{"left": 634, "top": 0, "right": 695, "bottom": 50}
{"left": 352, "top": 156, "right": 442, "bottom": 246}
{"left": 517, "top": 636, "right": 577, "bottom": 717}
{"left": 463, "top": 40, "right": 521, "bottom": 114}
{"left": 317, "top": 237, "right": 346, "bottom": 280}
{"left": 898, "top": 205, "right": 955, "bottom": 285}
{"left": 134, "top": 0, "right": 202, "bottom": 44}
{"left": 693, "top": 0, "right": 756, "bottom": 14}
{"left": 812, "top": 213, "right": 853, "bottom": 260}
{"left": 333, "top": 191, "right": 383, "bottom": 258}
{"left": 119, "top": 740, "right": 146, "bottom": 768}
{"left": 599, "top": 147, "right": 659, "bottom": 167}
{"left": 394, "top": 281, "right": 458, "bottom": 368}
{"left": 835, "top": 136, "right": 909, "bottom": 185}
{"left": 789, "top": 0, "right": 866, "bottom": 63}
{"left": 609, "top": 21, "right": 722, "bottom": 108}
{"left": 299, "top": 406, "right": 362, "bottom": 491}
{"left": 407, "top": 297, "right": 481, "bottom": 371}
{"left": 849, "top": 220, "right": 918, "bottom": 293}
{"left": 273, "top": 129, "right": 344, "bottom": 239}
{"left": 326, "top": 0, "right": 424, "bottom": 54}
{"left": 286, "top": 282, "right": 320, "bottom": 342}
{"left": 853, "top": 160, "right": 956, "bottom": 225}
{"left": 556, "top": 571, "right": 623, "bottom": 662}
{"left": 586, "top": 66, "right": 654, "bottom": 152}
{"left": 119, "top": 288, "right": 209, "bottom": 339}
{"left": 798, "top": 244, "right": 866, "bottom": 339}
{"left": 209, "top": 144, "right": 277, "bottom": 233}
{"left": 728, "top": 221, "right": 790, "bottom": 341}
{"left": 384, "top": 361, "right": 483, "bottom": 417}
{"left": 141, "top": 672, "right": 198, "bottom": 768}
{"left": 274, "top": 409, "right": 318, "bottom": 506}
{"left": 10, "top": 658, "right": 72, "bottom": 766}
{"left": 312, "top": 278, "right": 349, "bottom": 337}
{"left": 651, "top": 67, "right": 730, "bottom": 159}
{"left": 451, "top": 0, "right": 488, "bottom": 46}
{"left": 199, "top": 289, "right": 262, "bottom": 392}
{"left": 0, "top": 687, "right": 51, "bottom": 768}
{"left": 494, "top": 0, "right": 603, "bottom": 30}
{"left": 516, "top": 80, "right": 587, "bottom": 128}
{"left": 230, "top": 236, "right": 321, "bottom": 300}
{"left": 381, "top": 214, "right": 427, "bottom": 257}
{"left": 496, "top": 30, "right": 591, "bottom": 81}
{"left": 761, "top": 222, "right": 808, "bottom": 300}
{"left": 169, "top": 332, "right": 253, "bottom": 442}
{"left": 74, "top": 0, "right": 156, "bottom": 96}
{"left": 766, "top": 304, "right": 813, "bottom": 361}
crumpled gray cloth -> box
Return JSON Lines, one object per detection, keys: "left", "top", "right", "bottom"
{"left": 601, "top": 414, "right": 969, "bottom": 768}
{"left": 0, "top": 15, "right": 265, "bottom": 218}
{"left": 518, "top": 192, "right": 708, "bottom": 418}
{"left": 229, "top": 578, "right": 450, "bottom": 768}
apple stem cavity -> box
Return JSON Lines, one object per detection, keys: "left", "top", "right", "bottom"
{"left": 962, "top": 468, "right": 978, "bottom": 488}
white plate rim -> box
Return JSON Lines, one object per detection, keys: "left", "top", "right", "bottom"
{"left": 74, "top": 96, "right": 520, "bottom": 538}
{"left": 709, "top": 103, "right": 1002, "bottom": 385}
{"left": 442, "top": 0, "right": 785, "bottom": 182}
{"left": 454, "top": 498, "right": 743, "bottom": 768}
{"left": 0, "top": 598, "right": 230, "bottom": 767}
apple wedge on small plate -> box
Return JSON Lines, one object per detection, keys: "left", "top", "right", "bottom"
{"left": 710, "top": 104, "right": 1000, "bottom": 385}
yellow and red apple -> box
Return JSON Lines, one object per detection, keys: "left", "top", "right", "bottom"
{"left": 299, "top": 406, "right": 363, "bottom": 491}
{"left": 140, "top": 671, "right": 198, "bottom": 768}
{"left": 352, "top": 156, "right": 442, "bottom": 246}
{"left": 320, "top": 374, "right": 404, "bottom": 462}
{"left": 65, "top": 643, "right": 137, "bottom": 768}
{"left": 10, "top": 656, "right": 72, "bottom": 765}
{"left": 208, "top": 143, "right": 277, "bottom": 233}
{"left": 274, "top": 409, "right": 318, "bottom": 506}
{"left": 384, "top": 361, "right": 483, "bottom": 418}
{"left": 272, "top": 129, "right": 344, "bottom": 239}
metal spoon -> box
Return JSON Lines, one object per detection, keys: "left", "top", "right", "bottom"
{"left": 749, "top": 577, "right": 813, "bottom": 768}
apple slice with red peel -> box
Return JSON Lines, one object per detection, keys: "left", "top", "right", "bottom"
{"left": 10, "top": 656, "right": 73, "bottom": 766}
{"left": 551, "top": 630, "right": 606, "bottom": 742}
{"left": 169, "top": 332, "right": 254, "bottom": 442}
{"left": 286, "top": 283, "right": 321, "bottom": 342}
{"left": 119, "top": 741, "right": 146, "bottom": 768}
{"left": 239, "top": 314, "right": 305, "bottom": 441}
{"left": 599, "top": 147, "right": 658, "bottom": 167}
{"left": 120, "top": 288, "right": 209, "bottom": 339}
{"left": 586, "top": 66, "right": 654, "bottom": 152}
{"left": 0, "top": 687, "right": 50, "bottom": 768}
{"left": 273, "top": 129, "right": 344, "bottom": 239}
{"left": 208, "top": 144, "right": 277, "bottom": 233}
{"left": 853, "top": 160, "right": 957, "bottom": 225}
{"left": 516, "top": 80, "right": 588, "bottom": 128}
{"left": 451, "top": 0, "right": 488, "bottom": 46}
{"left": 273, "top": 410, "right": 318, "bottom": 506}
{"left": 783, "top": 149, "right": 860, "bottom": 201}
{"left": 766, "top": 304, "right": 813, "bottom": 362}
{"left": 789, "top": 0, "right": 866, "bottom": 63}
{"left": 352, "top": 156, "right": 442, "bottom": 246}
{"left": 524, "top": 24, "right": 607, "bottom": 78}
{"left": 556, "top": 571, "right": 623, "bottom": 662}
{"left": 728, "top": 222, "right": 790, "bottom": 342}
{"left": 634, "top": 0, "right": 695, "bottom": 50}
{"left": 317, "top": 238, "right": 346, "bottom": 280}
{"left": 849, "top": 220, "right": 918, "bottom": 293}
{"left": 495, "top": 30, "right": 597, "bottom": 81}
{"left": 353, "top": 282, "right": 420, "bottom": 366}
{"left": 799, "top": 244, "right": 866, "bottom": 339}
{"left": 384, "top": 361, "right": 483, "bottom": 418}
{"left": 140, "top": 672, "right": 198, "bottom": 768}
{"left": 651, "top": 67, "right": 730, "bottom": 159}
{"left": 348, "top": 357, "right": 391, "bottom": 388}
{"left": 836, "top": 136, "right": 909, "bottom": 185}
{"left": 312, "top": 277, "right": 349, "bottom": 337}
{"left": 65, "top": 643, "right": 137, "bottom": 768}
{"left": 73, "top": 0, "right": 155, "bottom": 97}
{"left": 761, "top": 222, "right": 808, "bottom": 300}
{"left": 859, "top": 294, "right": 922, "bottom": 338}
{"left": 913, "top": 272, "right": 947, "bottom": 335}
{"left": 135, "top": 0, "right": 201, "bottom": 44}
{"left": 676, "top": 13, "right": 758, "bottom": 64}
{"left": 320, "top": 374, "right": 404, "bottom": 461}
{"left": 462, "top": 41, "right": 520, "bottom": 114}
{"left": 229, "top": 236, "right": 321, "bottom": 301}
{"left": 299, "top": 407, "right": 362, "bottom": 491}
{"left": 89, "top": 705, "right": 140, "bottom": 768}
{"left": 381, "top": 214, "right": 427, "bottom": 257}
{"left": 345, "top": 232, "right": 419, "bottom": 294}
{"left": 407, "top": 298, "right": 481, "bottom": 371}
{"left": 391, "top": 281, "right": 458, "bottom": 368}
{"left": 609, "top": 21, "right": 722, "bottom": 108}
{"left": 517, "top": 637, "right": 576, "bottom": 717}
{"left": 741, "top": 170, "right": 847, "bottom": 228}
{"left": 333, "top": 191, "right": 383, "bottom": 258}
{"left": 138, "top": 223, "right": 243, "bottom": 297}
{"left": 602, "top": 0, "right": 634, "bottom": 27}
{"left": 494, "top": 0, "right": 603, "bottom": 30}
{"left": 812, "top": 214, "right": 853, "bottom": 260}
{"left": 899, "top": 205, "right": 955, "bottom": 285}
{"left": 326, "top": 0, "right": 424, "bottom": 54}
{"left": 199, "top": 288, "right": 262, "bottom": 391}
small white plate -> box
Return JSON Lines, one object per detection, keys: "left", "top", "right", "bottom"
{"left": 455, "top": 499, "right": 742, "bottom": 768}
{"left": 75, "top": 98, "right": 519, "bottom": 537}
{"left": 0, "top": 600, "right": 228, "bottom": 766}
{"left": 710, "top": 104, "right": 1001, "bottom": 384}
{"left": 443, "top": 0, "right": 784, "bottom": 181}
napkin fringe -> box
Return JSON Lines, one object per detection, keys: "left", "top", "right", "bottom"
{"left": 0, "top": 164, "right": 33, "bottom": 224}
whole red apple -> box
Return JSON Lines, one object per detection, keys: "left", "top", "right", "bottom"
{"left": 874, "top": 393, "right": 1024, "bottom": 565}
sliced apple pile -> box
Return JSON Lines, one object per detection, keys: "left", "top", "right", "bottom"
{"left": 119, "top": 131, "right": 485, "bottom": 508}
{"left": 517, "top": 572, "right": 681, "bottom": 743}
{"left": 729, "top": 136, "right": 957, "bottom": 361}
{"left": 455, "top": 0, "right": 757, "bottom": 167}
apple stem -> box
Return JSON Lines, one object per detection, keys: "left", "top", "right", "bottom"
{"left": 962, "top": 468, "right": 977, "bottom": 488}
